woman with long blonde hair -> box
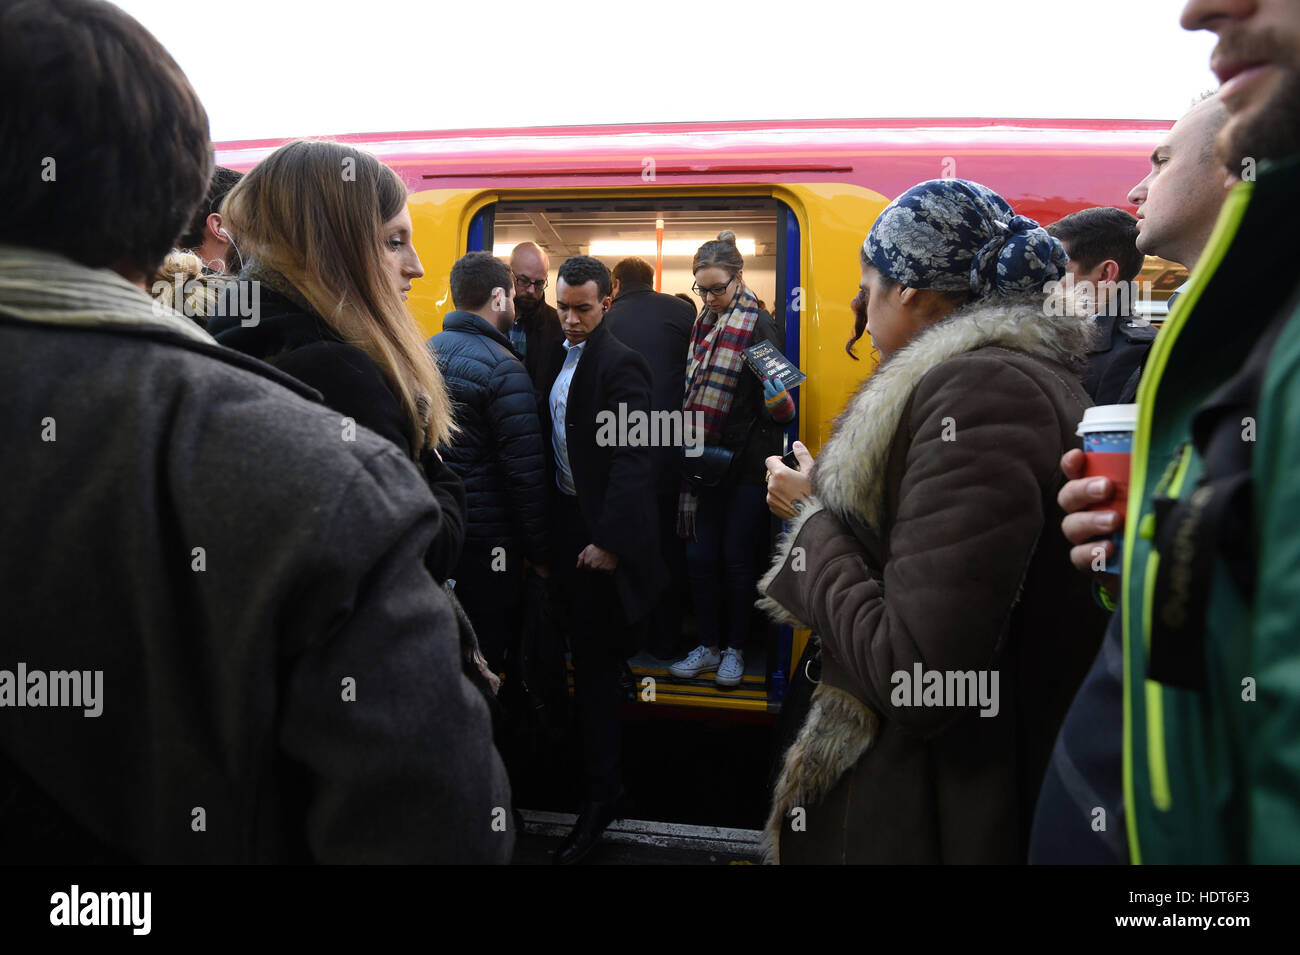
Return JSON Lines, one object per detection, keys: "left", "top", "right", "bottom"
{"left": 209, "top": 139, "right": 465, "bottom": 580}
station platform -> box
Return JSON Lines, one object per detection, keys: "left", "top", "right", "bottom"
{"left": 511, "top": 809, "right": 762, "bottom": 865}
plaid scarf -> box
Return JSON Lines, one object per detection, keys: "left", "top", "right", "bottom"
{"left": 677, "top": 284, "right": 760, "bottom": 538}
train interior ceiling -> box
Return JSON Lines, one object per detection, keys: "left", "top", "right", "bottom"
{"left": 488, "top": 198, "right": 781, "bottom": 312}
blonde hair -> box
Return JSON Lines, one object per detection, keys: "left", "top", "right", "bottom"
{"left": 222, "top": 140, "right": 455, "bottom": 451}
{"left": 151, "top": 249, "right": 230, "bottom": 324}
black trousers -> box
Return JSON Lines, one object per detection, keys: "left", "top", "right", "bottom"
{"left": 648, "top": 488, "right": 688, "bottom": 658}
{"left": 452, "top": 542, "right": 524, "bottom": 674}
{"left": 551, "top": 492, "right": 628, "bottom": 803}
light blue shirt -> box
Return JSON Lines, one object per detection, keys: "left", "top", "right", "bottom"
{"left": 549, "top": 339, "right": 586, "bottom": 496}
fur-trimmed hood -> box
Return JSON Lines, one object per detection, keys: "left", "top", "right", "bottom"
{"left": 819, "top": 296, "right": 1090, "bottom": 530}
{"left": 761, "top": 296, "right": 1092, "bottom": 622}
{"left": 758, "top": 295, "right": 1095, "bottom": 863}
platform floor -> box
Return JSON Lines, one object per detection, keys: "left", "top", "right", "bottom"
{"left": 511, "top": 810, "right": 762, "bottom": 865}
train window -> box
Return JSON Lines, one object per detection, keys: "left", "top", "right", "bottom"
{"left": 474, "top": 196, "right": 800, "bottom": 715}
{"left": 1133, "top": 255, "right": 1189, "bottom": 324}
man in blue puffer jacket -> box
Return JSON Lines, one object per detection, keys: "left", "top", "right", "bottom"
{"left": 430, "top": 252, "right": 550, "bottom": 671}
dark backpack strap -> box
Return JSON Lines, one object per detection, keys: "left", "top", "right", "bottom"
{"left": 1148, "top": 294, "right": 1297, "bottom": 690}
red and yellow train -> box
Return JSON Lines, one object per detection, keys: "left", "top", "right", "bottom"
{"left": 217, "top": 117, "right": 1177, "bottom": 715}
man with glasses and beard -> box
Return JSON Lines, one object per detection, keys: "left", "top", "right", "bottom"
{"left": 1037, "top": 0, "right": 1300, "bottom": 864}
{"left": 509, "top": 241, "right": 563, "bottom": 394}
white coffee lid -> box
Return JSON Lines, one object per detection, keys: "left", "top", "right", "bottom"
{"left": 1077, "top": 403, "right": 1139, "bottom": 436}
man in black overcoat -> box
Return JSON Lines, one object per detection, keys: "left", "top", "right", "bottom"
{"left": 539, "top": 256, "right": 664, "bottom": 864}
{"left": 604, "top": 257, "right": 696, "bottom": 658}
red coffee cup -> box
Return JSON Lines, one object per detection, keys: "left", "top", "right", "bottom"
{"left": 1076, "top": 404, "right": 1137, "bottom": 574}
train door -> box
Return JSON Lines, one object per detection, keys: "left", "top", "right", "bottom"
{"left": 469, "top": 195, "right": 802, "bottom": 716}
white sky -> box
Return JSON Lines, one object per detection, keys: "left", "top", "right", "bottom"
{"left": 115, "top": 0, "right": 1219, "bottom": 143}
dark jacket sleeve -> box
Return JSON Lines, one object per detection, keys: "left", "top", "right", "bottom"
{"left": 763, "top": 354, "right": 1061, "bottom": 736}
{"left": 488, "top": 357, "right": 549, "bottom": 564}
{"left": 277, "top": 445, "right": 512, "bottom": 862}
{"left": 420, "top": 451, "right": 466, "bottom": 582}
{"left": 726, "top": 310, "right": 786, "bottom": 485}
{"left": 590, "top": 349, "right": 655, "bottom": 559}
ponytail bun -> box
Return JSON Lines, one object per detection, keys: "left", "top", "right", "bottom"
{"left": 694, "top": 230, "right": 745, "bottom": 274}
{"left": 970, "top": 215, "right": 1069, "bottom": 298}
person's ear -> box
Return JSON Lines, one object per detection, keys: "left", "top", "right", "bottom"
{"left": 610, "top": 278, "right": 621, "bottom": 299}
{"left": 1099, "top": 259, "right": 1120, "bottom": 284}
{"left": 898, "top": 285, "right": 919, "bottom": 307}
{"left": 206, "top": 213, "right": 227, "bottom": 243}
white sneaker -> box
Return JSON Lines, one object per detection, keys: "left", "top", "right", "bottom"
{"left": 715, "top": 648, "right": 745, "bottom": 687}
{"left": 669, "top": 645, "right": 720, "bottom": 679}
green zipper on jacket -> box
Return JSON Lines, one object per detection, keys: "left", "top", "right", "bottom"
{"left": 1141, "top": 446, "right": 1193, "bottom": 815}
{"left": 1123, "top": 180, "right": 1254, "bottom": 866}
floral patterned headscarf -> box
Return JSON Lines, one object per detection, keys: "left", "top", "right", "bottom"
{"left": 862, "top": 179, "right": 1067, "bottom": 298}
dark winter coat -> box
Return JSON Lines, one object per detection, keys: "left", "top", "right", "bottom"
{"left": 209, "top": 283, "right": 466, "bottom": 581}
{"left": 539, "top": 322, "right": 666, "bottom": 625}
{"left": 719, "top": 308, "right": 786, "bottom": 487}
{"left": 1082, "top": 312, "right": 1157, "bottom": 405}
{"left": 516, "top": 299, "right": 563, "bottom": 396}
{"left": 0, "top": 262, "right": 510, "bottom": 863}
{"left": 605, "top": 281, "right": 695, "bottom": 493}
{"left": 759, "top": 298, "right": 1108, "bottom": 863}
{"left": 428, "top": 311, "right": 547, "bottom": 561}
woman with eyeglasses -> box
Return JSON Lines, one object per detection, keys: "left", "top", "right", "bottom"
{"left": 669, "top": 231, "right": 794, "bottom": 687}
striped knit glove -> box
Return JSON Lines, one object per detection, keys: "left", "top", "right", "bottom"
{"left": 763, "top": 376, "right": 795, "bottom": 423}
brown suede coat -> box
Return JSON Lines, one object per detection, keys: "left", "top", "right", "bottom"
{"left": 759, "top": 298, "right": 1108, "bottom": 864}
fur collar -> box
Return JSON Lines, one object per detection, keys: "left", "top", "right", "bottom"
{"left": 757, "top": 295, "right": 1091, "bottom": 862}
{"left": 817, "top": 295, "right": 1091, "bottom": 528}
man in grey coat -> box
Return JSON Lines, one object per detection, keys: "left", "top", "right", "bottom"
{"left": 0, "top": 0, "right": 511, "bottom": 864}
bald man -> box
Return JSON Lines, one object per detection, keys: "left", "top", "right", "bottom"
{"left": 1127, "top": 93, "right": 1232, "bottom": 275}
{"left": 509, "top": 242, "right": 564, "bottom": 393}
{"left": 1029, "top": 83, "right": 1269, "bottom": 865}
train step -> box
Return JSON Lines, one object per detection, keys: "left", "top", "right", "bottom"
{"left": 514, "top": 809, "right": 762, "bottom": 865}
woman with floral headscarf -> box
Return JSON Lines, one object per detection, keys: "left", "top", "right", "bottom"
{"left": 758, "top": 179, "right": 1109, "bottom": 864}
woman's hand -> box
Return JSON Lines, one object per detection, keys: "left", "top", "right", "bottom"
{"left": 762, "top": 376, "right": 796, "bottom": 423}
{"left": 765, "top": 441, "right": 815, "bottom": 519}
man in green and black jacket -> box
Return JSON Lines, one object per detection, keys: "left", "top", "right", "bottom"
{"left": 1039, "top": 0, "right": 1300, "bottom": 864}
{"left": 1121, "top": 0, "right": 1300, "bottom": 864}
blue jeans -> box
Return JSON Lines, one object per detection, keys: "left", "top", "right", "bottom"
{"left": 685, "top": 483, "right": 769, "bottom": 652}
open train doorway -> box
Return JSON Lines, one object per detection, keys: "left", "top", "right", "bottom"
{"left": 470, "top": 195, "right": 800, "bottom": 716}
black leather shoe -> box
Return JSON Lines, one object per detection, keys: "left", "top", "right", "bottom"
{"left": 553, "top": 794, "right": 623, "bottom": 865}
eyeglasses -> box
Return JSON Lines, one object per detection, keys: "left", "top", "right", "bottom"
{"left": 514, "top": 275, "right": 547, "bottom": 291}
{"left": 691, "top": 277, "right": 734, "bottom": 298}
